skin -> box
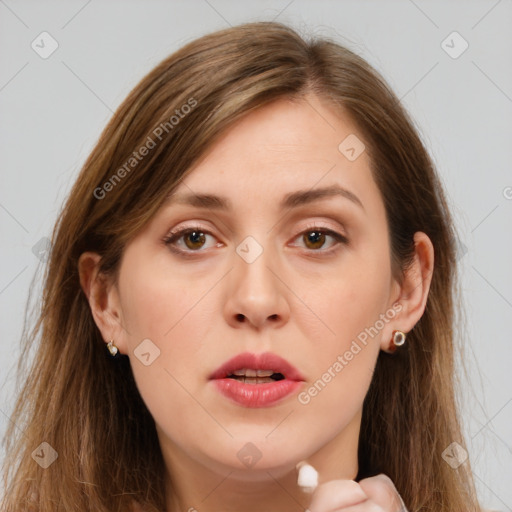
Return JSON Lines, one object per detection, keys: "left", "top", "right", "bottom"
{"left": 79, "top": 93, "right": 433, "bottom": 512}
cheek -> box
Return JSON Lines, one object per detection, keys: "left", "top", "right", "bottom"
{"left": 118, "top": 254, "right": 218, "bottom": 396}
{"left": 294, "top": 279, "right": 384, "bottom": 444}
{"left": 294, "top": 254, "right": 389, "bottom": 401}
{"left": 119, "top": 267, "right": 216, "bottom": 447}
{"left": 119, "top": 256, "right": 214, "bottom": 347}
{"left": 299, "top": 258, "right": 389, "bottom": 351}
{"left": 302, "top": 279, "right": 381, "bottom": 394}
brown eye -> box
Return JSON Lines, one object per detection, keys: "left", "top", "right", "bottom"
{"left": 292, "top": 226, "right": 349, "bottom": 253}
{"left": 183, "top": 230, "right": 206, "bottom": 250}
{"left": 303, "top": 230, "right": 327, "bottom": 250}
{"left": 164, "top": 226, "right": 217, "bottom": 254}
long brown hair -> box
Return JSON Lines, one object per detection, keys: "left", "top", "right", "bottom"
{"left": 1, "top": 21, "right": 482, "bottom": 511}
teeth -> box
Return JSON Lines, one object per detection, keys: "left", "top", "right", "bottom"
{"left": 231, "top": 369, "right": 276, "bottom": 377}
{"left": 243, "top": 377, "right": 275, "bottom": 384}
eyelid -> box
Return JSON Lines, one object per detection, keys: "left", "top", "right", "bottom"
{"left": 162, "top": 224, "right": 219, "bottom": 257}
{"left": 293, "top": 222, "right": 349, "bottom": 251}
{"left": 165, "top": 223, "right": 213, "bottom": 239}
{"left": 162, "top": 221, "right": 349, "bottom": 256}
{"left": 301, "top": 221, "right": 347, "bottom": 238}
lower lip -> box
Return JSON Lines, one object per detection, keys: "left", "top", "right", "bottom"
{"left": 211, "top": 378, "right": 303, "bottom": 408}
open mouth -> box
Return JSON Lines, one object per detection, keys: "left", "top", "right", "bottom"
{"left": 226, "top": 370, "right": 286, "bottom": 384}
{"left": 209, "top": 353, "right": 304, "bottom": 407}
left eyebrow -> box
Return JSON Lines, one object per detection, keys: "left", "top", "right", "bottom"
{"left": 165, "top": 184, "right": 365, "bottom": 212}
{"left": 280, "top": 184, "right": 365, "bottom": 212}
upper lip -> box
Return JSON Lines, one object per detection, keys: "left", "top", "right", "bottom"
{"left": 209, "top": 351, "right": 305, "bottom": 381}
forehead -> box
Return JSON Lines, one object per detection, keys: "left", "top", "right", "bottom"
{"left": 164, "top": 95, "right": 378, "bottom": 215}
{"left": 194, "top": 95, "right": 363, "bottom": 164}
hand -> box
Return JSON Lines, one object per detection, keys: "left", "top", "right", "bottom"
{"left": 306, "top": 473, "right": 407, "bottom": 512}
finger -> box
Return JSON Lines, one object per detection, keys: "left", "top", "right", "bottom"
{"left": 324, "top": 503, "right": 382, "bottom": 512}
{"left": 358, "top": 474, "right": 407, "bottom": 511}
{"left": 307, "top": 480, "right": 369, "bottom": 512}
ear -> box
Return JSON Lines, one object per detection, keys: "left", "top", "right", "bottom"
{"left": 381, "top": 231, "right": 434, "bottom": 353}
{"left": 78, "top": 251, "right": 128, "bottom": 355}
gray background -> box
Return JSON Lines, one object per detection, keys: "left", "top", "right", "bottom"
{"left": 1, "top": 0, "right": 511, "bottom": 509}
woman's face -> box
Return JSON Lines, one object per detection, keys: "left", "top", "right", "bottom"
{"left": 105, "top": 93, "right": 404, "bottom": 481}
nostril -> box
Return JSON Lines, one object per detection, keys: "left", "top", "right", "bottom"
{"left": 236, "top": 314, "right": 245, "bottom": 322}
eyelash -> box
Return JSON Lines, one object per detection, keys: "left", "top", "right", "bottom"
{"left": 162, "top": 223, "right": 349, "bottom": 258}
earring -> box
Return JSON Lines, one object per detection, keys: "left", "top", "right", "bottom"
{"left": 389, "top": 330, "right": 406, "bottom": 353}
{"left": 106, "top": 339, "right": 119, "bottom": 356}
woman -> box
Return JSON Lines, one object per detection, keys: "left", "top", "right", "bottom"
{"left": 1, "top": 21, "right": 483, "bottom": 511}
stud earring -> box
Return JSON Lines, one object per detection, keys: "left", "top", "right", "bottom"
{"left": 106, "top": 339, "right": 119, "bottom": 357}
{"left": 389, "top": 330, "right": 406, "bottom": 353}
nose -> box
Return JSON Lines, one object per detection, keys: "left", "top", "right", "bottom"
{"left": 223, "top": 241, "right": 290, "bottom": 330}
